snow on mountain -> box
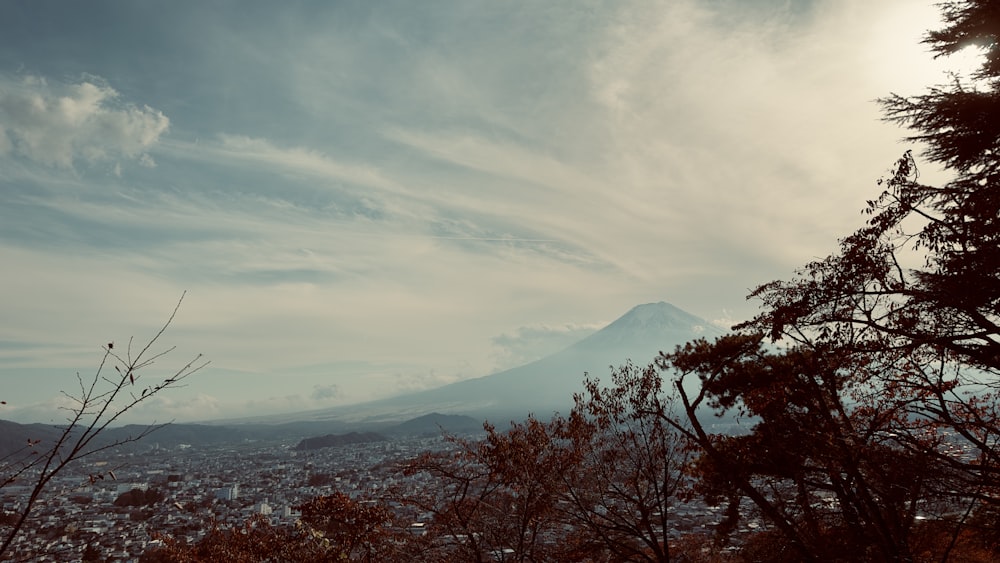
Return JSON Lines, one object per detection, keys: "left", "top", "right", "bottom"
{"left": 569, "top": 301, "right": 721, "bottom": 352}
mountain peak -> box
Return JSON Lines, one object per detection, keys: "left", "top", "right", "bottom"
{"left": 608, "top": 301, "right": 709, "bottom": 330}
{"left": 571, "top": 301, "right": 720, "bottom": 352}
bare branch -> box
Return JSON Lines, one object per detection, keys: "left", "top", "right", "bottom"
{"left": 0, "top": 294, "right": 206, "bottom": 559}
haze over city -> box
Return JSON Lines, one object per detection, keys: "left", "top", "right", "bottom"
{"left": 0, "top": 0, "right": 981, "bottom": 423}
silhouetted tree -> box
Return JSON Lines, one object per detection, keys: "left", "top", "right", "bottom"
{"left": 745, "top": 0, "right": 1000, "bottom": 476}
{"left": 661, "top": 334, "right": 975, "bottom": 562}
{"left": 554, "top": 361, "right": 689, "bottom": 563}
{"left": 149, "top": 493, "right": 400, "bottom": 562}
{"left": 82, "top": 543, "right": 104, "bottom": 562}
{"left": 148, "top": 514, "right": 329, "bottom": 562}
{"left": 675, "top": 1, "right": 1000, "bottom": 559}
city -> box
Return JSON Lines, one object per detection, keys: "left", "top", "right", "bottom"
{"left": 2, "top": 427, "right": 740, "bottom": 562}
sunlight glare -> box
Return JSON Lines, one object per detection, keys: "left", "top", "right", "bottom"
{"left": 868, "top": 3, "right": 986, "bottom": 93}
{"left": 944, "top": 44, "right": 988, "bottom": 82}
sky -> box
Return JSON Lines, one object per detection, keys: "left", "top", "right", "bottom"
{"left": 0, "top": 0, "right": 980, "bottom": 424}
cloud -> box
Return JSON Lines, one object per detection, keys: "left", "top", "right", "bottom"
{"left": 0, "top": 74, "right": 168, "bottom": 168}
{"left": 139, "top": 394, "right": 223, "bottom": 423}
{"left": 239, "top": 387, "right": 349, "bottom": 419}
{"left": 492, "top": 323, "right": 602, "bottom": 370}
{"left": 709, "top": 310, "right": 743, "bottom": 331}
{"left": 375, "top": 0, "right": 956, "bottom": 292}
{"left": 310, "top": 384, "right": 339, "bottom": 400}
{"left": 387, "top": 367, "right": 471, "bottom": 396}
{"left": 0, "top": 0, "right": 966, "bottom": 423}
{"left": 203, "top": 134, "right": 406, "bottom": 195}
{"left": 2, "top": 393, "right": 83, "bottom": 425}
{"left": 0, "top": 388, "right": 223, "bottom": 426}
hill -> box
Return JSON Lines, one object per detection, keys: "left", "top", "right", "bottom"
{"left": 294, "top": 431, "right": 388, "bottom": 451}
{"left": 0, "top": 420, "right": 66, "bottom": 458}
{"left": 382, "top": 413, "right": 485, "bottom": 437}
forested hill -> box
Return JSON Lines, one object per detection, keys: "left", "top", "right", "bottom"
{"left": 294, "top": 432, "right": 388, "bottom": 451}
{"left": 0, "top": 420, "right": 254, "bottom": 457}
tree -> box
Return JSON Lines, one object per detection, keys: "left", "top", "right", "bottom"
{"left": 0, "top": 294, "right": 208, "bottom": 559}
{"left": 297, "top": 492, "right": 399, "bottom": 562}
{"left": 398, "top": 417, "right": 576, "bottom": 562}
{"left": 744, "top": 0, "right": 1000, "bottom": 469}
{"left": 661, "top": 334, "right": 976, "bottom": 562}
{"left": 148, "top": 494, "right": 401, "bottom": 563}
{"left": 555, "top": 361, "right": 690, "bottom": 563}
{"left": 82, "top": 543, "right": 105, "bottom": 563}
{"left": 665, "top": 1, "right": 1000, "bottom": 559}
{"left": 396, "top": 363, "right": 693, "bottom": 563}
{"left": 146, "top": 514, "right": 332, "bottom": 563}
{"left": 114, "top": 487, "right": 165, "bottom": 507}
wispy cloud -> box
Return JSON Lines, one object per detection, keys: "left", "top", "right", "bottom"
{"left": 0, "top": 0, "right": 964, "bottom": 423}
{"left": 198, "top": 134, "right": 407, "bottom": 196}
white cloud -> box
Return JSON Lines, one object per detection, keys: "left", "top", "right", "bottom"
{"left": 2, "top": 393, "right": 82, "bottom": 425}
{"left": 139, "top": 394, "right": 223, "bottom": 423}
{"left": 0, "top": 74, "right": 169, "bottom": 168}
{"left": 492, "top": 323, "right": 603, "bottom": 370}
{"left": 710, "top": 310, "right": 742, "bottom": 331}
{"left": 237, "top": 385, "right": 354, "bottom": 419}
{"left": 0, "top": 388, "right": 221, "bottom": 426}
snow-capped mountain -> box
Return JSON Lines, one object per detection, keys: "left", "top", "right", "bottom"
{"left": 272, "top": 301, "right": 726, "bottom": 424}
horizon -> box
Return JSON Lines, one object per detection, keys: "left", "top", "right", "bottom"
{"left": 0, "top": 0, "right": 980, "bottom": 423}
{"left": 4, "top": 300, "right": 705, "bottom": 427}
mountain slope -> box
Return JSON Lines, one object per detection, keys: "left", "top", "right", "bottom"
{"left": 277, "top": 301, "right": 724, "bottom": 423}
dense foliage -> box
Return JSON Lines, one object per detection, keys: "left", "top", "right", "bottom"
{"left": 115, "top": 488, "right": 166, "bottom": 508}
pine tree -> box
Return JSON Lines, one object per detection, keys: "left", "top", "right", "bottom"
{"left": 744, "top": 0, "right": 1000, "bottom": 463}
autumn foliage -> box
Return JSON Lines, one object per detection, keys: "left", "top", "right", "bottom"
{"left": 145, "top": 495, "right": 399, "bottom": 563}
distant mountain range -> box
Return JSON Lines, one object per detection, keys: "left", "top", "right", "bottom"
{"left": 243, "top": 301, "right": 724, "bottom": 425}
{"left": 0, "top": 412, "right": 486, "bottom": 458}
